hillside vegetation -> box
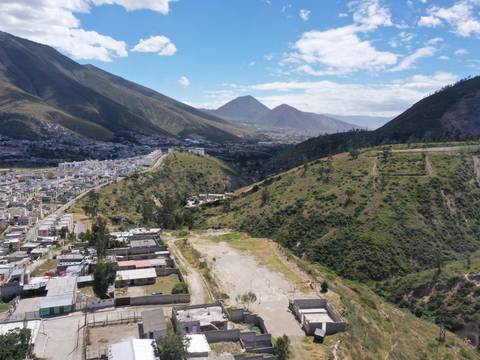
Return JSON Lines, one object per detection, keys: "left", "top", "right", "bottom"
{"left": 377, "top": 254, "right": 480, "bottom": 347}
{"left": 72, "top": 153, "right": 244, "bottom": 229}
{"left": 202, "top": 145, "right": 480, "bottom": 282}
{"left": 285, "top": 246, "right": 479, "bottom": 360}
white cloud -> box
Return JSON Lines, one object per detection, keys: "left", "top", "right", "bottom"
{"left": 455, "top": 48, "right": 469, "bottom": 55}
{"left": 286, "top": 26, "right": 398, "bottom": 75}
{"left": 91, "top": 0, "right": 174, "bottom": 14}
{"left": 351, "top": 0, "right": 393, "bottom": 30}
{"left": 0, "top": 0, "right": 175, "bottom": 62}
{"left": 299, "top": 9, "right": 311, "bottom": 21}
{"left": 246, "top": 72, "right": 457, "bottom": 117}
{"left": 389, "top": 46, "right": 436, "bottom": 72}
{"left": 178, "top": 76, "right": 190, "bottom": 87}
{"left": 132, "top": 35, "right": 177, "bottom": 56}
{"left": 418, "top": 1, "right": 480, "bottom": 37}
{"left": 281, "top": 1, "right": 404, "bottom": 75}
{"left": 426, "top": 37, "right": 443, "bottom": 45}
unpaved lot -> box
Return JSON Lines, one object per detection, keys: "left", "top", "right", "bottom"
{"left": 87, "top": 323, "right": 140, "bottom": 359}
{"left": 190, "top": 237, "right": 314, "bottom": 337}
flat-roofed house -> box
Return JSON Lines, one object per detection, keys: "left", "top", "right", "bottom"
{"left": 140, "top": 308, "right": 167, "bottom": 340}
{"left": 39, "top": 276, "right": 77, "bottom": 317}
{"left": 289, "top": 298, "right": 346, "bottom": 338}
{"left": 115, "top": 268, "right": 156, "bottom": 287}
{"left": 172, "top": 303, "right": 228, "bottom": 334}
{"left": 108, "top": 339, "right": 155, "bottom": 360}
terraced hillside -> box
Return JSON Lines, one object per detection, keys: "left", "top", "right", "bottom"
{"left": 71, "top": 153, "right": 244, "bottom": 229}
{"left": 202, "top": 146, "right": 480, "bottom": 282}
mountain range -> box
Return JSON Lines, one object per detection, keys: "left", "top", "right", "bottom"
{"left": 202, "top": 96, "right": 360, "bottom": 135}
{"left": 265, "top": 76, "right": 480, "bottom": 174}
{"left": 0, "top": 31, "right": 248, "bottom": 143}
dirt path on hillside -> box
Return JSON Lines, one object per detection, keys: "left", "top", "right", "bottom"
{"left": 425, "top": 155, "right": 435, "bottom": 176}
{"left": 165, "top": 236, "right": 211, "bottom": 304}
{"left": 189, "top": 236, "right": 313, "bottom": 337}
{"left": 472, "top": 156, "right": 480, "bottom": 180}
{"left": 394, "top": 145, "right": 480, "bottom": 153}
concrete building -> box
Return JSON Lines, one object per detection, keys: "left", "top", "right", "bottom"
{"left": 39, "top": 276, "right": 77, "bottom": 317}
{"left": 140, "top": 308, "right": 167, "bottom": 340}
{"left": 172, "top": 303, "right": 228, "bottom": 334}
{"left": 289, "top": 298, "right": 346, "bottom": 337}
{"left": 186, "top": 334, "right": 211, "bottom": 357}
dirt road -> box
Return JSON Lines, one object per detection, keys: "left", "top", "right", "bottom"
{"left": 165, "top": 236, "right": 211, "bottom": 304}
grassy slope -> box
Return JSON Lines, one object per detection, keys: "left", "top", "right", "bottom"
{"left": 377, "top": 255, "right": 480, "bottom": 346}
{"left": 202, "top": 146, "right": 480, "bottom": 282}
{"left": 71, "top": 153, "right": 244, "bottom": 229}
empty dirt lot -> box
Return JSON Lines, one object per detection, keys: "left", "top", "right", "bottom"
{"left": 188, "top": 232, "right": 316, "bottom": 337}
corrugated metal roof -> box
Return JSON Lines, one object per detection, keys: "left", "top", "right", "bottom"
{"left": 116, "top": 268, "right": 156, "bottom": 281}
{"left": 39, "top": 294, "right": 75, "bottom": 309}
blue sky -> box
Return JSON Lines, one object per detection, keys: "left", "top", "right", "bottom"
{"left": 1, "top": 0, "right": 479, "bottom": 117}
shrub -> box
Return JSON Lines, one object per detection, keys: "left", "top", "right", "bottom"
{"left": 172, "top": 282, "right": 189, "bottom": 294}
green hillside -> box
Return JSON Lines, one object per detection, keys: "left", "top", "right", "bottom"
{"left": 71, "top": 153, "right": 244, "bottom": 229}
{"left": 202, "top": 145, "right": 480, "bottom": 282}
{"left": 377, "top": 254, "right": 480, "bottom": 347}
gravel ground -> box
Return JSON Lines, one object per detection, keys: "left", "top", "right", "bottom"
{"left": 191, "top": 240, "right": 310, "bottom": 337}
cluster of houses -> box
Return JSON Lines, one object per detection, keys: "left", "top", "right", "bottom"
{"left": 104, "top": 302, "right": 276, "bottom": 360}
{"left": 186, "top": 193, "right": 234, "bottom": 209}
{"left": 0, "top": 150, "right": 166, "bottom": 303}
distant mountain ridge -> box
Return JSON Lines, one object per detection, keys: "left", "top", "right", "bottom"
{"left": 203, "top": 96, "right": 359, "bottom": 135}
{"left": 257, "top": 104, "right": 357, "bottom": 135}
{"left": 265, "top": 76, "right": 480, "bottom": 174}
{"left": 324, "top": 114, "right": 390, "bottom": 130}
{"left": 0, "top": 31, "right": 247, "bottom": 142}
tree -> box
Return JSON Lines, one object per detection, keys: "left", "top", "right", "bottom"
{"left": 93, "top": 260, "right": 117, "bottom": 298}
{"left": 156, "top": 193, "right": 177, "bottom": 229}
{"left": 59, "top": 227, "right": 68, "bottom": 240}
{"left": 349, "top": 148, "right": 360, "bottom": 160}
{"left": 320, "top": 280, "right": 329, "bottom": 293}
{"left": 236, "top": 291, "right": 257, "bottom": 311}
{"left": 172, "top": 282, "right": 189, "bottom": 294}
{"left": 260, "top": 188, "right": 270, "bottom": 207}
{"left": 0, "top": 328, "right": 32, "bottom": 360}
{"left": 82, "top": 190, "right": 100, "bottom": 218}
{"left": 274, "top": 335, "right": 291, "bottom": 360}
{"left": 345, "top": 188, "right": 355, "bottom": 206}
{"left": 381, "top": 147, "right": 392, "bottom": 163}
{"left": 154, "top": 333, "right": 189, "bottom": 360}
{"left": 90, "top": 217, "right": 112, "bottom": 257}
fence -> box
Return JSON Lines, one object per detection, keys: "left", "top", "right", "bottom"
{"left": 86, "top": 298, "right": 114, "bottom": 310}
{"left": 86, "top": 311, "right": 141, "bottom": 328}
{"left": 1, "top": 310, "right": 40, "bottom": 323}
{"left": 130, "top": 293, "right": 190, "bottom": 306}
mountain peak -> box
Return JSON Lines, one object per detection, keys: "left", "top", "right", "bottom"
{"left": 272, "top": 103, "right": 298, "bottom": 112}
{"left": 0, "top": 30, "right": 245, "bottom": 144}
{"left": 208, "top": 95, "right": 270, "bottom": 123}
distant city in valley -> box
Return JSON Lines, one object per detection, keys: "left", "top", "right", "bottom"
{"left": 1, "top": 1, "right": 480, "bottom": 360}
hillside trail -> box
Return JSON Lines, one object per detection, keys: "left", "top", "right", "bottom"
{"left": 472, "top": 155, "right": 480, "bottom": 181}
{"left": 425, "top": 155, "right": 435, "bottom": 176}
